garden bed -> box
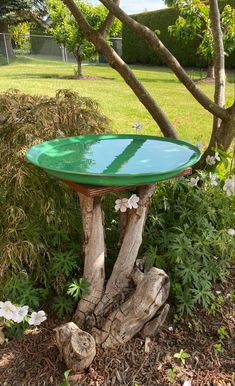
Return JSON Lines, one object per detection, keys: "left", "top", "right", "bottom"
{"left": 0, "top": 269, "right": 234, "bottom": 386}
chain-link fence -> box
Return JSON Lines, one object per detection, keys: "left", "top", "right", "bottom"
{"left": 0, "top": 32, "right": 122, "bottom": 65}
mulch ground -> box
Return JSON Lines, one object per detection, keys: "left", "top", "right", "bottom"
{"left": 0, "top": 273, "right": 234, "bottom": 386}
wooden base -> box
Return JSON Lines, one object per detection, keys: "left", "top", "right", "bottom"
{"left": 60, "top": 167, "right": 192, "bottom": 197}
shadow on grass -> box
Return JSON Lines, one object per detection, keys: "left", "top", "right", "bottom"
{"left": 7, "top": 73, "right": 115, "bottom": 81}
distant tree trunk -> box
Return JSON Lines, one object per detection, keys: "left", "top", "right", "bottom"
{"left": 206, "top": 62, "right": 215, "bottom": 79}
{"left": 73, "top": 49, "right": 82, "bottom": 78}
{"left": 0, "top": 22, "right": 15, "bottom": 59}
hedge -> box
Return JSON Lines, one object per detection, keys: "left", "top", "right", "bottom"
{"left": 122, "top": 4, "right": 235, "bottom": 69}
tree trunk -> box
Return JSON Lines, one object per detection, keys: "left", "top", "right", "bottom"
{"left": 0, "top": 22, "right": 15, "bottom": 60}
{"left": 206, "top": 63, "right": 215, "bottom": 79}
{"left": 56, "top": 184, "right": 170, "bottom": 370}
{"left": 74, "top": 50, "right": 82, "bottom": 78}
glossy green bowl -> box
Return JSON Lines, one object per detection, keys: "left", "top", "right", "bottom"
{"left": 26, "top": 134, "right": 201, "bottom": 186}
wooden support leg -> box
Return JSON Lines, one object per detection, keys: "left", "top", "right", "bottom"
{"left": 74, "top": 194, "right": 105, "bottom": 327}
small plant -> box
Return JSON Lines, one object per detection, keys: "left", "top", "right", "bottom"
{"left": 60, "top": 369, "right": 71, "bottom": 386}
{"left": 209, "top": 295, "right": 225, "bottom": 315}
{"left": 67, "top": 278, "right": 90, "bottom": 300}
{"left": 214, "top": 342, "right": 222, "bottom": 355}
{"left": 167, "top": 367, "right": 177, "bottom": 383}
{"left": 173, "top": 349, "right": 191, "bottom": 365}
{"left": 217, "top": 326, "right": 229, "bottom": 341}
{"left": 52, "top": 295, "right": 75, "bottom": 318}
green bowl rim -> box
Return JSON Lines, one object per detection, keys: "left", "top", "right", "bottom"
{"left": 26, "top": 134, "right": 201, "bottom": 178}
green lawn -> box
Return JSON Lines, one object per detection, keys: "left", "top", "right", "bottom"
{"left": 0, "top": 56, "right": 234, "bottom": 144}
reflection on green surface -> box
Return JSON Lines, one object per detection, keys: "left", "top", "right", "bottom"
{"left": 26, "top": 135, "right": 201, "bottom": 185}
{"left": 28, "top": 137, "right": 197, "bottom": 175}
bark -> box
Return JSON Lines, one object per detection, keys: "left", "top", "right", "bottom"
{"left": 94, "top": 267, "right": 170, "bottom": 348}
{"left": 209, "top": 0, "right": 226, "bottom": 138}
{"left": 62, "top": 0, "right": 178, "bottom": 138}
{"left": 0, "top": 22, "right": 15, "bottom": 59}
{"left": 94, "top": 184, "right": 156, "bottom": 322}
{"left": 55, "top": 322, "right": 96, "bottom": 371}
{"left": 206, "top": 63, "right": 215, "bottom": 79}
{"left": 56, "top": 183, "right": 171, "bottom": 371}
{"left": 74, "top": 194, "right": 105, "bottom": 327}
{"left": 74, "top": 50, "right": 82, "bottom": 78}
{"left": 98, "top": 0, "right": 120, "bottom": 38}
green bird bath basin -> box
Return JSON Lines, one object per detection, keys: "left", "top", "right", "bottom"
{"left": 26, "top": 134, "right": 201, "bottom": 186}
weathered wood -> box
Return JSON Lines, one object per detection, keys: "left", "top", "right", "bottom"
{"left": 141, "top": 303, "right": 170, "bottom": 338}
{"left": 59, "top": 167, "right": 192, "bottom": 197}
{"left": 94, "top": 184, "right": 156, "bottom": 321}
{"left": 94, "top": 267, "right": 170, "bottom": 348}
{"left": 55, "top": 322, "right": 96, "bottom": 371}
{"left": 74, "top": 194, "right": 105, "bottom": 327}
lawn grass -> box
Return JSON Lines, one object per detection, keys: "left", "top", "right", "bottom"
{"left": 0, "top": 56, "right": 234, "bottom": 144}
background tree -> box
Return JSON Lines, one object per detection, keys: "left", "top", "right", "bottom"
{"left": 0, "top": 0, "right": 31, "bottom": 58}
{"left": 168, "top": 0, "right": 235, "bottom": 78}
{"left": 0, "top": 0, "right": 48, "bottom": 59}
{"left": 47, "top": 0, "right": 121, "bottom": 78}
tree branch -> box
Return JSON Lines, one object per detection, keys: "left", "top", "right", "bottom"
{"left": 98, "top": 0, "right": 120, "bottom": 38}
{"left": 62, "top": 0, "right": 178, "bottom": 138}
{"left": 97, "top": 0, "right": 229, "bottom": 121}
{"left": 209, "top": 0, "right": 226, "bottom": 134}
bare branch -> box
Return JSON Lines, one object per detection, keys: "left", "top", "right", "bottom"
{"left": 209, "top": 0, "right": 226, "bottom": 134}
{"left": 98, "top": 0, "right": 120, "bottom": 38}
{"left": 97, "top": 0, "right": 229, "bottom": 121}
{"left": 62, "top": 0, "right": 178, "bottom": 138}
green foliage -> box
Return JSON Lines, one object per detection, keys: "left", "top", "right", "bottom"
{"left": 52, "top": 295, "right": 75, "bottom": 318}
{"left": 168, "top": 0, "right": 235, "bottom": 65}
{"left": 217, "top": 326, "right": 229, "bottom": 341}
{"left": 0, "top": 89, "right": 110, "bottom": 317}
{"left": 213, "top": 342, "right": 223, "bottom": 354}
{"left": 141, "top": 172, "right": 235, "bottom": 316}
{"left": 67, "top": 278, "right": 90, "bottom": 300}
{"left": 60, "top": 370, "right": 71, "bottom": 386}
{"left": 166, "top": 367, "right": 177, "bottom": 383}
{"left": 0, "top": 0, "right": 31, "bottom": 25}
{"left": 173, "top": 349, "right": 191, "bottom": 364}
{"left": 9, "top": 22, "right": 30, "bottom": 51}
{"left": 0, "top": 273, "right": 46, "bottom": 309}
{"left": 122, "top": 7, "right": 235, "bottom": 68}
{"left": 47, "top": 0, "right": 121, "bottom": 72}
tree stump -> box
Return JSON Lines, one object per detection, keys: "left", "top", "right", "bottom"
{"left": 55, "top": 183, "right": 170, "bottom": 370}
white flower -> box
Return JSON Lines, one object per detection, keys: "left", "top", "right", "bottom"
{"left": 223, "top": 176, "right": 235, "bottom": 196}
{"left": 115, "top": 198, "right": 131, "bottom": 212}
{"left": 188, "top": 176, "right": 200, "bottom": 187}
{"left": 196, "top": 142, "right": 203, "bottom": 151}
{"left": 28, "top": 310, "right": 47, "bottom": 326}
{"left": 168, "top": 326, "right": 173, "bottom": 332}
{"left": 0, "top": 301, "right": 19, "bottom": 321}
{"left": 128, "top": 194, "right": 140, "bottom": 209}
{"left": 215, "top": 290, "right": 222, "bottom": 295}
{"left": 206, "top": 155, "right": 216, "bottom": 166}
{"left": 227, "top": 228, "right": 235, "bottom": 236}
{"left": 11, "top": 306, "right": 29, "bottom": 323}
{"left": 132, "top": 121, "right": 143, "bottom": 132}
{"left": 215, "top": 152, "right": 221, "bottom": 161}
{"left": 183, "top": 381, "right": 192, "bottom": 386}
{"left": 209, "top": 173, "right": 218, "bottom": 186}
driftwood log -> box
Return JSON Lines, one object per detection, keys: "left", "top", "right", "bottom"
{"left": 56, "top": 183, "right": 170, "bottom": 370}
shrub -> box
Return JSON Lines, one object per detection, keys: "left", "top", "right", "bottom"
{"left": 0, "top": 89, "right": 110, "bottom": 309}
{"left": 122, "top": 6, "right": 235, "bottom": 68}
{"left": 141, "top": 171, "right": 235, "bottom": 315}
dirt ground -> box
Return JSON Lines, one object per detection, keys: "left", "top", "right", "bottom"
{"left": 0, "top": 271, "right": 234, "bottom": 386}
